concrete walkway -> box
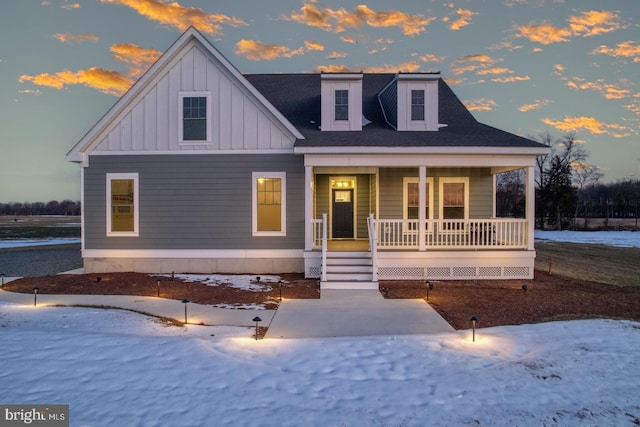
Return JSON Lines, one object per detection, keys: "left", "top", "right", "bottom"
{"left": 1, "top": 277, "right": 455, "bottom": 338}
{"left": 265, "top": 289, "right": 455, "bottom": 339}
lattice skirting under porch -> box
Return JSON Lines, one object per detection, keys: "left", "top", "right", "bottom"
{"left": 377, "top": 265, "right": 531, "bottom": 280}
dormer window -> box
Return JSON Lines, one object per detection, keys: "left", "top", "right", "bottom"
{"left": 411, "top": 90, "right": 425, "bottom": 121}
{"left": 321, "top": 73, "right": 363, "bottom": 131}
{"left": 378, "top": 72, "right": 439, "bottom": 131}
{"left": 335, "top": 90, "right": 349, "bottom": 121}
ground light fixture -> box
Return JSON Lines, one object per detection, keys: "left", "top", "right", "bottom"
{"left": 156, "top": 279, "right": 161, "bottom": 297}
{"left": 96, "top": 276, "right": 101, "bottom": 283}
{"left": 182, "top": 299, "right": 190, "bottom": 324}
{"left": 256, "top": 276, "right": 261, "bottom": 283}
{"left": 278, "top": 280, "right": 283, "bottom": 301}
{"left": 32, "top": 287, "right": 39, "bottom": 306}
{"left": 522, "top": 283, "right": 528, "bottom": 292}
{"left": 470, "top": 316, "right": 479, "bottom": 342}
{"left": 252, "top": 317, "right": 262, "bottom": 341}
{"left": 1, "top": 273, "right": 5, "bottom": 287}
{"left": 425, "top": 281, "right": 434, "bottom": 302}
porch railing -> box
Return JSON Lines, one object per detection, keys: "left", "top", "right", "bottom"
{"left": 375, "top": 218, "right": 528, "bottom": 249}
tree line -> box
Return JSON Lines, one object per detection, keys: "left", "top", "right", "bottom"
{"left": 0, "top": 200, "right": 81, "bottom": 217}
{"left": 497, "top": 132, "right": 640, "bottom": 230}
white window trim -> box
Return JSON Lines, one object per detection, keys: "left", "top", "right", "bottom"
{"left": 178, "top": 91, "right": 212, "bottom": 144}
{"left": 403, "top": 177, "right": 434, "bottom": 234}
{"left": 438, "top": 176, "right": 470, "bottom": 221}
{"left": 252, "top": 172, "right": 286, "bottom": 237}
{"left": 409, "top": 89, "right": 426, "bottom": 122}
{"left": 106, "top": 173, "right": 139, "bottom": 237}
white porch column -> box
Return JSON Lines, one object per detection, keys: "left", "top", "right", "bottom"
{"left": 525, "top": 166, "right": 535, "bottom": 250}
{"left": 304, "top": 165, "right": 313, "bottom": 251}
{"left": 419, "top": 166, "right": 427, "bottom": 251}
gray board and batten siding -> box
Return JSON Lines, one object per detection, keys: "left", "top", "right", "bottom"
{"left": 84, "top": 154, "right": 305, "bottom": 250}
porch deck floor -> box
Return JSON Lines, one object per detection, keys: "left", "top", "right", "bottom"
{"left": 264, "top": 289, "right": 455, "bottom": 339}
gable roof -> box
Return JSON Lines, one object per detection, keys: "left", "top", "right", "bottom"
{"left": 67, "top": 27, "right": 303, "bottom": 163}
{"left": 245, "top": 74, "right": 548, "bottom": 153}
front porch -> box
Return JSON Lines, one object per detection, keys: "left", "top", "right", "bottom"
{"left": 301, "top": 161, "right": 538, "bottom": 284}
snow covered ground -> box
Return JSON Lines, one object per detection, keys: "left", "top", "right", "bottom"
{"left": 535, "top": 230, "right": 640, "bottom": 248}
{"left": 1, "top": 303, "right": 638, "bottom": 426}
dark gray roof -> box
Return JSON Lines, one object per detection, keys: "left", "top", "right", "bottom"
{"left": 245, "top": 73, "right": 545, "bottom": 149}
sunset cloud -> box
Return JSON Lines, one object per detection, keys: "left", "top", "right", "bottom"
{"left": 110, "top": 44, "right": 162, "bottom": 78}
{"left": 448, "top": 8, "right": 478, "bottom": 31}
{"left": 418, "top": 53, "right": 445, "bottom": 63}
{"left": 450, "top": 54, "right": 496, "bottom": 75}
{"left": 519, "top": 99, "right": 552, "bottom": 112}
{"left": 364, "top": 61, "right": 421, "bottom": 73}
{"left": 514, "top": 21, "right": 572, "bottom": 44}
{"left": 100, "top": 0, "right": 246, "bottom": 35}
{"left": 591, "top": 40, "right": 640, "bottom": 63}
{"left": 568, "top": 10, "right": 623, "bottom": 37}
{"left": 285, "top": 4, "right": 435, "bottom": 36}
{"left": 515, "top": 10, "right": 624, "bottom": 45}
{"left": 566, "top": 77, "right": 631, "bottom": 100}
{"left": 542, "top": 116, "right": 631, "bottom": 137}
{"left": 328, "top": 51, "right": 348, "bottom": 59}
{"left": 477, "top": 67, "right": 513, "bottom": 76}
{"left": 313, "top": 64, "right": 354, "bottom": 73}
{"left": 19, "top": 68, "right": 133, "bottom": 96}
{"left": 61, "top": 1, "right": 80, "bottom": 10}
{"left": 463, "top": 98, "right": 496, "bottom": 111}
{"left": 234, "top": 39, "right": 323, "bottom": 61}
{"left": 491, "top": 75, "right": 530, "bottom": 83}
{"left": 53, "top": 32, "right": 99, "bottom": 44}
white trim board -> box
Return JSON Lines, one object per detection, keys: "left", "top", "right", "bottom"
{"left": 82, "top": 249, "right": 303, "bottom": 259}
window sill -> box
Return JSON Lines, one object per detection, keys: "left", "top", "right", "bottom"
{"left": 252, "top": 231, "right": 286, "bottom": 237}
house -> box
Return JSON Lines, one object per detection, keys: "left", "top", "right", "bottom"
{"left": 67, "top": 27, "right": 549, "bottom": 289}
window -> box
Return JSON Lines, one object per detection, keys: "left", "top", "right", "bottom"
{"left": 252, "top": 172, "right": 286, "bottom": 236}
{"left": 403, "top": 177, "right": 433, "bottom": 231}
{"left": 334, "top": 89, "right": 349, "bottom": 121}
{"left": 179, "top": 92, "right": 211, "bottom": 143}
{"left": 106, "top": 173, "right": 139, "bottom": 236}
{"left": 439, "top": 177, "right": 469, "bottom": 221}
{"left": 411, "top": 89, "right": 425, "bottom": 121}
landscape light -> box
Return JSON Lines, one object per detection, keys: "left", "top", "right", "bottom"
{"left": 425, "top": 280, "right": 434, "bottom": 302}
{"left": 252, "top": 316, "right": 262, "bottom": 341}
{"left": 470, "top": 316, "right": 479, "bottom": 342}
{"left": 32, "top": 287, "right": 39, "bottom": 307}
{"left": 1, "top": 273, "right": 5, "bottom": 287}
{"left": 96, "top": 276, "right": 101, "bottom": 283}
{"left": 256, "top": 276, "right": 261, "bottom": 283}
{"left": 278, "top": 280, "right": 283, "bottom": 301}
{"left": 182, "top": 299, "right": 190, "bottom": 324}
{"left": 156, "top": 279, "right": 161, "bottom": 297}
{"left": 522, "top": 283, "right": 528, "bottom": 292}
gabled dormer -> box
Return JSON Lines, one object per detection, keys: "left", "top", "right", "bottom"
{"left": 378, "top": 72, "right": 440, "bottom": 131}
{"left": 321, "top": 72, "right": 363, "bottom": 131}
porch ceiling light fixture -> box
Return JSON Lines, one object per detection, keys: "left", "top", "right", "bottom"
{"left": 32, "top": 287, "right": 39, "bottom": 307}
{"left": 470, "top": 316, "right": 479, "bottom": 342}
{"left": 182, "top": 299, "right": 190, "bottom": 324}
{"left": 252, "top": 316, "right": 262, "bottom": 341}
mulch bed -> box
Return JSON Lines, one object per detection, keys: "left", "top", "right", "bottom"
{"left": 3, "top": 271, "right": 639, "bottom": 330}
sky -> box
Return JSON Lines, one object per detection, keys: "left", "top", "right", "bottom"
{"left": 0, "top": 0, "right": 639, "bottom": 203}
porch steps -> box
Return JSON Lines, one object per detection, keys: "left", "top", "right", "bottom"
{"left": 321, "top": 251, "right": 378, "bottom": 290}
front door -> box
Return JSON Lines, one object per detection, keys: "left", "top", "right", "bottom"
{"left": 332, "top": 189, "right": 354, "bottom": 238}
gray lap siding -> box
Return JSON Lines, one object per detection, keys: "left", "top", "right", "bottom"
{"left": 84, "top": 154, "right": 304, "bottom": 250}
